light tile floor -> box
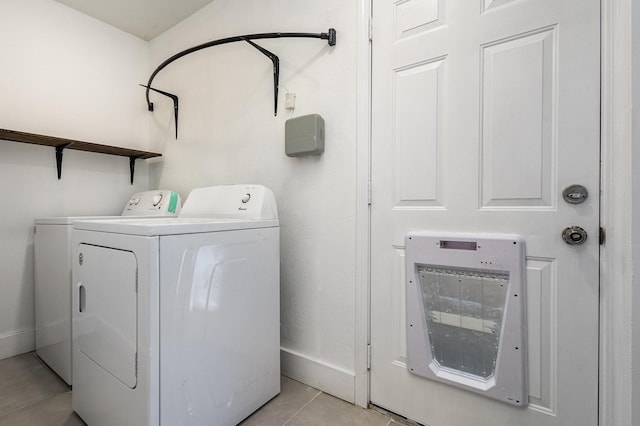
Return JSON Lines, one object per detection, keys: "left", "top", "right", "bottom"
{"left": 0, "top": 353, "right": 414, "bottom": 426}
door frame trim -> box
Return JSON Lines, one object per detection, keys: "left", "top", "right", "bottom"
{"left": 354, "top": 0, "right": 372, "bottom": 408}
{"left": 600, "top": 0, "right": 635, "bottom": 425}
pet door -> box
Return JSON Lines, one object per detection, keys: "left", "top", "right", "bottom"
{"left": 405, "top": 233, "right": 527, "bottom": 406}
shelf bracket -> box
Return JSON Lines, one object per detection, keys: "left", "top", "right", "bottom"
{"left": 129, "top": 156, "right": 141, "bottom": 185}
{"left": 143, "top": 28, "right": 336, "bottom": 139}
{"left": 55, "top": 143, "right": 73, "bottom": 179}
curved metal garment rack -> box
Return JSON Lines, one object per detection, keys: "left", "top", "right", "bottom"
{"left": 143, "top": 29, "right": 337, "bottom": 138}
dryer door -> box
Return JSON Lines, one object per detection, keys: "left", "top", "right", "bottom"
{"left": 75, "top": 244, "right": 138, "bottom": 388}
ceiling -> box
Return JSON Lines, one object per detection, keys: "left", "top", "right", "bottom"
{"left": 54, "top": 0, "right": 215, "bottom": 41}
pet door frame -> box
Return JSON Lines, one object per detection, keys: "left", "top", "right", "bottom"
{"left": 405, "top": 232, "right": 528, "bottom": 406}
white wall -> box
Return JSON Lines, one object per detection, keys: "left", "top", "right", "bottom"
{"left": 148, "top": 0, "right": 361, "bottom": 402}
{"left": 0, "top": 0, "right": 151, "bottom": 359}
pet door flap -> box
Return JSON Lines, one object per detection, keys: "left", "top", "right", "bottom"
{"left": 405, "top": 233, "right": 527, "bottom": 406}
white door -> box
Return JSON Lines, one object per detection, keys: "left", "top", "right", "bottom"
{"left": 370, "top": 0, "right": 600, "bottom": 425}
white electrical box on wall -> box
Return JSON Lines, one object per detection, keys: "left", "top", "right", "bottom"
{"left": 405, "top": 232, "right": 528, "bottom": 406}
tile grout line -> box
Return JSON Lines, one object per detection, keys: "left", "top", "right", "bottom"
{"left": 281, "top": 389, "right": 323, "bottom": 426}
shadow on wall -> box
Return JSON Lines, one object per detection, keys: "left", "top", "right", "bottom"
{"left": 148, "top": 160, "right": 165, "bottom": 191}
{"left": 23, "top": 234, "right": 36, "bottom": 340}
{"left": 1, "top": 233, "right": 38, "bottom": 359}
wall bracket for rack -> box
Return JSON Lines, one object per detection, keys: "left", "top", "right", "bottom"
{"left": 55, "top": 143, "right": 73, "bottom": 179}
{"left": 140, "top": 85, "right": 179, "bottom": 139}
{"left": 143, "top": 28, "right": 336, "bottom": 139}
{"left": 242, "top": 39, "right": 280, "bottom": 116}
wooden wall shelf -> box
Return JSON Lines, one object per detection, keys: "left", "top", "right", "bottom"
{"left": 0, "top": 128, "right": 161, "bottom": 184}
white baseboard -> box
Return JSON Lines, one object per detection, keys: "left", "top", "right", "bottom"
{"left": 0, "top": 328, "right": 35, "bottom": 361}
{"left": 281, "top": 347, "right": 356, "bottom": 404}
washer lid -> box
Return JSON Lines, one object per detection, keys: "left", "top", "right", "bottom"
{"left": 34, "top": 213, "right": 182, "bottom": 225}
{"left": 34, "top": 190, "right": 182, "bottom": 225}
{"left": 34, "top": 215, "right": 123, "bottom": 225}
{"left": 72, "top": 217, "right": 279, "bottom": 236}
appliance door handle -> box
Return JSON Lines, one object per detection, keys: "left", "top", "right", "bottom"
{"left": 78, "top": 284, "right": 86, "bottom": 313}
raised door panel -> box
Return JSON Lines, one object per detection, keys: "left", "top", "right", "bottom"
{"left": 481, "top": 28, "right": 556, "bottom": 208}
{"left": 394, "top": 0, "right": 444, "bottom": 40}
{"left": 394, "top": 58, "right": 445, "bottom": 207}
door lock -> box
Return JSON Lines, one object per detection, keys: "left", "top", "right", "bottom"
{"left": 562, "top": 184, "right": 588, "bottom": 204}
{"left": 562, "top": 226, "right": 588, "bottom": 245}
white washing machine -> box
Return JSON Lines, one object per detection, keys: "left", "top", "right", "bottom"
{"left": 34, "top": 190, "right": 182, "bottom": 385}
{"left": 71, "top": 184, "right": 280, "bottom": 426}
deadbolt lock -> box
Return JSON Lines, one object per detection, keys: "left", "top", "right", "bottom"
{"left": 562, "top": 184, "right": 589, "bottom": 204}
{"left": 562, "top": 226, "right": 588, "bottom": 245}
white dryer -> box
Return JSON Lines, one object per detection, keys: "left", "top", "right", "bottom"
{"left": 71, "top": 185, "right": 280, "bottom": 426}
{"left": 34, "top": 190, "right": 181, "bottom": 385}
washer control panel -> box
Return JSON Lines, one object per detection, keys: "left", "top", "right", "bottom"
{"left": 121, "top": 190, "right": 181, "bottom": 216}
